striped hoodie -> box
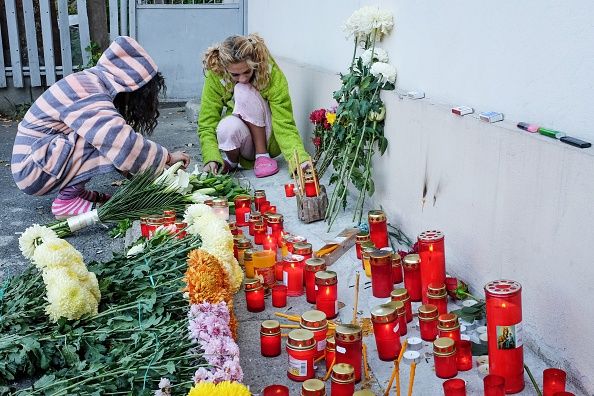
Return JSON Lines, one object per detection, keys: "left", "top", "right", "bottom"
{"left": 11, "top": 36, "right": 169, "bottom": 196}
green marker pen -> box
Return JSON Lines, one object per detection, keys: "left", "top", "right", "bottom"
{"left": 538, "top": 127, "right": 566, "bottom": 139}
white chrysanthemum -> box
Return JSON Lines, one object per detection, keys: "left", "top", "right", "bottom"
{"left": 18, "top": 224, "right": 59, "bottom": 259}
{"left": 32, "top": 238, "right": 84, "bottom": 270}
{"left": 361, "top": 47, "right": 389, "bottom": 66}
{"left": 183, "top": 203, "right": 212, "bottom": 226}
{"left": 370, "top": 62, "right": 397, "bottom": 84}
{"left": 126, "top": 243, "right": 145, "bottom": 257}
{"left": 344, "top": 7, "right": 394, "bottom": 42}
{"left": 190, "top": 191, "right": 213, "bottom": 204}
{"left": 44, "top": 268, "right": 99, "bottom": 322}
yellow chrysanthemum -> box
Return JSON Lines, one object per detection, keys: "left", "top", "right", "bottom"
{"left": 32, "top": 238, "right": 84, "bottom": 270}
{"left": 326, "top": 111, "right": 337, "bottom": 125}
{"left": 44, "top": 268, "right": 99, "bottom": 322}
{"left": 188, "top": 381, "right": 250, "bottom": 396}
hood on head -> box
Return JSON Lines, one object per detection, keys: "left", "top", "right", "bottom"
{"left": 94, "top": 36, "right": 158, "bottom": 95}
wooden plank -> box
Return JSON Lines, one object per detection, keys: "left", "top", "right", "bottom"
{"left": 77, "top": 0, "right": 91, "bottom": 67}
{"left": 22, "top": 0, "right": 42, "bottom": 86}
{"left": 0, "top": 18, "right": 6, "bottom": 87}
{"left": 56, "top": 0, "right": 73, "bottom": 75}
{"left": 5, "top": 0, "right": 23, "bottom": 87}
{"left": 128, "top": 0, "right": 136, "bottom": 39}
{"left": 39, "top": 0, "right": 57, "bottom": 85}
{"left": 120, "top": 0, "right": 128, "bottom": 36}
{"left": 109, "top": 0, "right": 119, "bottom": 41}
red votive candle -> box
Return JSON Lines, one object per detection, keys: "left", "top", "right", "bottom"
{"left": 235, "top": 237, "right": 252, "bottom": 265}
{"left": 263, "top": 234, "right": 278, "bottom": 259}
{"left": 368, "top": 210, "right": 389, "bottom": 248}
{"left": 543, "top": 368, "right": 566, "bottom": 396}
{"left": 286, "top": 235, "right": 307, "bottom": 254}
{"left": 428, "top": 283, "right": 449, "bottom": 315}
{"left": 260, "top": 201, "right": 271, "bottom": 215}
{"left": 305, "top": 258, "right": 326, "bottom": 304}
{"left": 304, "top": 179, "right": 318, "bottom": 197}
{"left": 300, "top": 310, "right": 328, "bottom": 359}
{"left": 275, "top": 261, "right": 284, "bottom": 281}
{"left": 245, "top": 278, "right": 265, "bottom": 312}
{"left": 433, "top": 337, "right": 458, "bottom": 379}
{"left": 254, "top": 222, "right": 266, "bottom": 245}
{"left": 355, "top": 231, "right": 370, "bottom": 259}
{"left": 268, "top": 205, "right": 277, "bottom": 213}
{"left": 552, "top": 393, "right": 575, "bottom": 396}
{"left": 272, "top": 284, "right": 288, "bottom": 308}
{"left": 418, "top": 304, "right": 439, "bottom": 342}
{"left": 267, "top": 213, "right": 284, "bottom": 240}
{"left": 325, "top": 336, "right": 336, "bottom": 371}
{"left": 443, "top": 378, "right": 466, "bottom": 396}
{"left": 418, "top": 230, "right": 446, "bottom": 305}
{"left": 284, "top": 183, "right": 296, "bottom": 197}
{"left": 234, "top": 194, "right": 252, "bottom": 226}
{"left": 283, "top": 255, "right": 305, "bottom": 297}
{"left": 254, "top": 189, "right": 266, "bottom": 212}
{"left": 438, "top": 313, "right": 461, "bottom": 344}
{"left": 371, "top": 303, "right": 401, "bottom": 361}
{"left": 391, "top": 288, "right": 413, "bottom": 323}
{"left": 485, "top": 280, "right": 524, "bottom": 394}
{"left": 293, "top": 242, "right": 313, "bottom": 262}
{"left": 391, "top": 253, "right": 403, "bottom": 284}
{"left": 315, "top": 271, "right": 338, "bottom": 319}
{"left": 370, "top": 250, "right": 394, "bottom": 298}
{"left": 302, "top": 379, "right": 326, "bottom": 395}
{"left": 248, "top": 211, "right": 262, "bottom": 236}
{"left": 330, "top": 363, "right": 355, "bottom": 396}
{"left": 174, "top": 221, "right": 187, "bottom": 239}
{"left": 483, "top": 374, "right": 506, "bottom": 396}
{"left": 391, "top": 300, "right": 407, "bottom": 336}
{"left": 228, "top": 220, "right": 238, "bottom": 235}
{"left": 286, "top": 329, "right": 316, "bottom": 382}
{"left": 335, "top": 324, "right": 363, "bottom": 382}
{"left": 261, "top": 320, "right": 281, "bottom": 357}
{"left": 456, "top": 340, "right": 472, "bottom": 371}
{"left": 403, "top": 254, "right": 422, "bottom": 302}
{"left": 263, "top": 384, "right": 290, "bottom": 396}
{"left": 140, "top": 217, "right": 149, "bottom": 238}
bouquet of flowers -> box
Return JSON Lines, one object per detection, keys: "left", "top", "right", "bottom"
{"left": 309, "top": 108, "right": 336, "bottom": 163}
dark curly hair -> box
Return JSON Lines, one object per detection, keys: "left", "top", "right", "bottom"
{"left": 113, "top": 72, "right": 166, "bottom": 136}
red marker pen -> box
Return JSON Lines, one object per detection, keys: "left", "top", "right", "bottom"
{"left": 517, "top": 122, "right": 539, "bottom": 133}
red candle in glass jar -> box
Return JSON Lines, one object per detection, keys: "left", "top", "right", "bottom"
{"left": 146, "top": 215, "right": 164, "bottom": 238}
{"left": 483, "top": 374, "right": 506, "bottom": 396}
{"left": 368, "top": 210, "right": 389, "bottom": 248}
{"left": 325, "top": 336, "right": 336, "bottom": 371}
{"left": 443, "top": 378, "right": 466, "bottom": 396}
{"left": 403, "top": 254, "right": 422, "bottom": 302}
{"left": 418, "top": 304, "right": 439, "bottom": 341}
{"left": 315, "top": 271, "right": 338, "bottom": 319}
{"left": 286, "top": 235, "right": 307, "bottom": 254}
{"left": 304, "top": 179, "right": 318, "bottom": 197}
{"left": 301, "top": 379, "right": 326, "bottom": 396}
{"left": 438, "top": 313, "right": 461, "bottom": 344}
{"left": 355, "top": 231, "right": 370, "bottom": 259}
{"left": 391, "top": 253, "right": 403, "bottom": 284}
{"left": 551, "top": 393, "right": 574, "bottom": 396}
{"left": 371, "top": 303, "right": 401, "bottom": 361}
{"left": 140, "top": 217, "right": 149, "bottom": 238}
{"left": 245, "top": 278, "right": 265, "bottom": 312}
{"left": 228, "top": 220, "right": 239, "bottom": 236}
{"left": 300, "top": 310, "right": 328, "bottom": 359}
{"left": 543, "top": 368, "right": 566, "bottom": 396}
{"left": 391, "top": 288, "right": 413, "bottom": 323}
{"left": 261, "top": 320, "right": 281, "bottom": 357}
{"left": 263, "top": 384, "right": 290, "bottom": 396}
{"left": 263, "top": 234, "right": 278, "bottom": 259}
{"left": 456, "top": 340, "right": 472, "bottom": 371}
{"left": 305, "top": 258, "right": 326, "bottom": 304}
{"left": 248, "top": 212, "right": 262, "bottom": 236}
{"left": 272, "top": 284, "right": 288, "bottom": 308}
{"left": 234, "top": 195, "right": 252, "bottom": 226}
{"left": 284, "top": 183, "right": 296, "bottom": 197}
{"left": 254, "top": 190, "right": 266, "bottom": 212}
{"left": 335, "top": 324, "right": 363, "bottom": 382}
{"left": 293, "top": 242, "right": 313, "bottom": 262}
{"left": 418, "top": 230, "right": 446, "bottom": 305}
{"left": 254, "top": 222, "right": 266, "bottom": 245}
{"left": 267, "top": 213, "right": 284, "bottom": 240}
{"left": 428, "top": 282, "right": 448, "bottom": 315}
{"left": 275, "top": 261, "right": 284, "bottom": 281}
{"left": 370, "top": 250, "right": 394, "bottom": 298}
{"left": 390, "top": 300, "right": 407, "bottom": 336}
{"left": 330, "top": 363, "right": 355, "bottom": 396}
{"left": 174, "top": 221, "right": 187, "bottom": 239}
{"left": 283, "top": 255, "right": 305, "bottom": 296}
{"left": 260, "top": 201, "right": 271, "bottom": 215}
{"left": 268, "top": 205, "right": 277, "bottom": 213}
{"left": 485, "top": 280, "right": 524, "bottom": 394}
{"left": 433, "top": 337, "right": 458, "bottom": 379}
{"left": 286, "top": 329, "right": 316, "bottom": 382}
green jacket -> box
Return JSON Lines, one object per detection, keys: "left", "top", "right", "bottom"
{"left": 197, "top": 59, "right": 310, "bottom": 172}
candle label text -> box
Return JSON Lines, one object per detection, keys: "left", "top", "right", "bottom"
{"left": 288, "top": 356, "right": 308, "bottom": 377}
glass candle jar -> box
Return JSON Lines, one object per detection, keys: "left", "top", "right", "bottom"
{"left": 301, "top": 379, "right": 326, "bottom": 396}
{"left": 293, "top": 242, "right": 313, "bottom": 261}
{"left": 275, "top": 261, "right": 284, "bottom": 282}
{"left": 272, "top": 284, "right": 288, "bottom": 308}
{"left": 403, "top": 254, "right": 422, "bottom": 302}
{"left": 245, "top": 278, "right": 265, "bottom": 312}
{"left": 283, "top": 255, "right": 305, "bottom": 297}
{"left": 267, "top": 213, "right": 284, "bottom": 240}
{"left": 330, "top": 363, "right": 355, "bottom": 396}
{"left": 304, "top": 177, "right": 318, "bottom": 197}
{"left": 174, "top": 221, "right": 187, "bottom": 239}
{"left": 443, "top": 378, "right": 466, "bottom": 396}
{"left": 212, "top": 197, "right": 230, "bottom": 221}
{"left": 353, "top": 391, "right": 375, "bottom": 396}
{"left": 433, "top": 337, "right": 458, "bottom": 379}
{"left": 300, "top": 310, "right": 328, "bottom": 359}
{"left": 315, "top": 271, "right": 338, "bottom": 319}
{"left": 248, "top": 211, "right": 262, "bottom": 236}
{"left": 286, "top": 329, "right": 316, "bottom": 382}
{"left": 368, "top": 210, "right": 389, "bottom": 248}
{"left": 162, "top": 210, "right": 176, "bottom": 226}
{"left": 370, "top": 250, "right": 394, "bottom": 298}
{"left": 361, "top": 245, "right": 376, "bottom": 278}
{"left": 243, "top": 248, "right": 255, "bottom": 277}
{"left": 543, "top": 368, "right": 566, "bottom": 396}
{"left": 286, "top": 235, "right": 307, "bottom": 254}
{"left": 390, "top": 300, "right": 407, "bottom": 336}
{"left": 140, "top": 216, "right": 150, "bottom": 238}
{"left": 391, "top": 288, "right": 413, "bottom": 323}
{"left": 253, "top": 250, "right": 276, "bottom": 290}
{"left": 228, "top": 220, "right": 238, "bottom": 236}
{"left": 236, "top": 237, "right": 252, "bottom": 265}
{"left": 391, "top": 253, "right": 403, "bottom": 284}
{"left": 418, "top": 304, "right": 439, "bottom": 341}
{"left": 325, "top": 336, "right": 336, "bottom": 371}
{"left": 284, "top": 183, "right": 296, "bottom": 197}
{"left": 428, "top": 282, "right": 448, "bottom": 315}
{"left": 254, "top": 189, "right": 266, "bottom": 212}
{"left": 418, "top": 230, "right": 446, "bottom": 305}
{"left": 261, "top": 319, "right": 281, "bottom": 357}
{"left": 260, "top": 201, "right": 271, "bottom": 215}
{"left": 263, "top": 234, "right": 278, "bottom": 259}
{"left": 438, "top": 313, "right": 461, "bottom": 345}
{"left": 234, "top": 194, "right": 252, "bottom": 227}
{"left": 335, "top": 324, "right": 363, "bottom": 382}
{"left": 305, "top": 258, "right": 326, "bottom": 304}
{"left": 203, "top": 198, "right": 213, "bottom": 207}
{"left": 456, "top": 340, "right": 473, "bottom": 371}
{"left": 263, "top": 385, "right": 290, "bottom": 396}
{"left": 279, "top": 232, "right": 291, "bottom": 258}
{"left": 485, "top": 280, "right": 524, "bottom": 394}
{"left": 483, "top": 374, "right": 506, "bottom": 396}
{"left": 254, "top": 222, "right": 266, "bottom": 245}
{"left": 371, "top": 303, "right": 401, "bottom": 361}
{"left": 355, "top": 231, "right": 370, "bottom": 259}
{"left": 146, "top": 215, "right": 164, "bottom": 238}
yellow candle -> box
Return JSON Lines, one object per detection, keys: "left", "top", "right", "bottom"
{"left": 252, "top": 250, "right": 276, "bottom": 287}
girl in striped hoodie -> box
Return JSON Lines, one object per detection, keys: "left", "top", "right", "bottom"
{"left": 11, "top": 36, "right": 189, "bottom": 219}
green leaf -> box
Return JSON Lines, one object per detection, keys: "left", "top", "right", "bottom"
{"left": 33, "top": 373, "right": 56, "bottom": 388}
{"left": 378, "top": 136, "right": 389, "bottom": 155}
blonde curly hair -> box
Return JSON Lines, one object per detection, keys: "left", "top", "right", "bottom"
{"left": 203, "top": 33, "right": 271, "bottom": 91}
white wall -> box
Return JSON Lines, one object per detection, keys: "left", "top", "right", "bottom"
{"left": 250, "top": 1, "right": 594, "bottom": 394}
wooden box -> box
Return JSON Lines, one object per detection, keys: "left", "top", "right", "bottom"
{"left": 296, "top": 184, "right": 328, "bottom": 223}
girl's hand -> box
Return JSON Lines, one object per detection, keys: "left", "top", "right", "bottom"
{"left": 203, "top": 161, "right": 219, "bottom": 174}
{"left": 168, "top": 151, "right": 191, "bottom": 168}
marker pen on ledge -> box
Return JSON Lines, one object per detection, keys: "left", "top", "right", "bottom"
{"left": 517, "top": 122, "right": 539, "bottom": 133}
{"left": 537, "top": 127, "right": 566, "bottom": 139}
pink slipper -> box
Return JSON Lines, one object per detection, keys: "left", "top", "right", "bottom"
{"left": 51, "top": 197, "right": 97, "bottom": 220}
{"left": 254, "top": 156, "right": 278, "bottom": 178}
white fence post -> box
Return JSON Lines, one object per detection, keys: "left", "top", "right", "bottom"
{"left": 5, "top": 0, "right": 23, "bottom": 88}
{"left": 57, "top": 0, "right": 73, "bottom": 76}
{"left": 23, "top": 0, "right": 42, "bottom": 86}
{"left": 39, "top": 0, "right": 57, "bottom": 85}
{"left": 77, "top": 0, "right": 91, "bottom": 67}
{"left": 109, "top": 0, "right": 120, "bottom": 41}
{"left": 0, "top": 20, "right": 6, "bottom": 88}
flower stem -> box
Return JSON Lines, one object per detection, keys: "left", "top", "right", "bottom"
{"left": 524, "top": 364, "right": 543, "bottom": 396}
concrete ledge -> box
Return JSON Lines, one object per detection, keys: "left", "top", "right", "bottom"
{"left": 185, "top": 99, "right": 200, "bottom": 124}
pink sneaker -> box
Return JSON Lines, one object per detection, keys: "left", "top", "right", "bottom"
{"left": 51, "top": 196, "right": 97, "bottom": 220}
{"left": 254, "top": 156, "right": 278, "bottom": 178}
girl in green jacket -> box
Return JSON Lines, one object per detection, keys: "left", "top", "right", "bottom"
{"left": 199, "top": 34, "right": 310, "bottom": 177}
